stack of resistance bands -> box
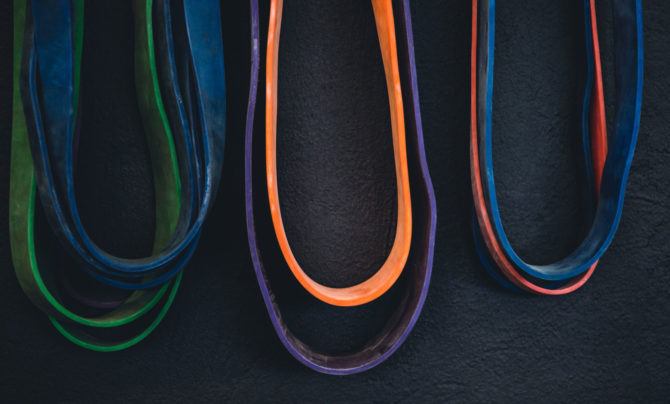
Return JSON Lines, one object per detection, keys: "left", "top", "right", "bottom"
{"left": 470, "top": 0, "right": 643, "bottom": 294}
{"left": 10, "top": 0, "right": 226, "bottom": 350}
{"left": 245, "top": 0, "right": 436, "bottom": 374}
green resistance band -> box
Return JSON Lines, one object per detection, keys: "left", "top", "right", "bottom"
{"left": 10, "top": 0, "right": 182, "bottom": 351}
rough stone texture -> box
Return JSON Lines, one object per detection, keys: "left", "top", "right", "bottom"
{"left": 0, "top": 0, "right": 668, "bottom": 402}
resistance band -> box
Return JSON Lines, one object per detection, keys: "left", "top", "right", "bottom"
{"left": 470, "top": 0, "right": 643, "bottom": 294}
{"left": 10, "top": 0, "right": 225, "bottom": 349}
{"left": 265, "top": 0, "right": 413, "bottom": 307}
{"left": 246, "top": 0, "right": 436, "bottom": 374}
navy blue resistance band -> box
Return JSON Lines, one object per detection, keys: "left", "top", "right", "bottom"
{"left": 472, "top": 0, "right": 604, "bottom": 292}
{"left": 21, "top": 0, "right": 226, "bottom": 289}
{"left": 472, "top": 0, "right": 643, "bottom": 291}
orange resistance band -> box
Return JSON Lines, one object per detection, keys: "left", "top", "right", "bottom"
{"left": 469, "top": 0, "right": 607, "bottom": 295}
{"left": 265, "top": 0, "right": 413, "bottom": 306}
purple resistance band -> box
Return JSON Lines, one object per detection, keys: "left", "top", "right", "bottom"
{"left": 244, "top": 0, "right": 437, "bottom": 375}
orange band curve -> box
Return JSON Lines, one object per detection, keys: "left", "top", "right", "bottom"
{"left": 265, "top": 0, "right": 413, "bottom": 306}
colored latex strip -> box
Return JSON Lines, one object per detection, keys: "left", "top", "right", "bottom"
{"left": 18, "top": 0, "right": 226, "bottom": 290}
{"left": 470, "top": 0, "right": 644, "bottom": 294}
{"left": 265, "top": 0, "right": 413, "bottom": 307}
{"left": 245, "top": 0, "right": 436, "bottom": 374}
{"left": 9, "top": 0, "right": 223, "bottom": 350}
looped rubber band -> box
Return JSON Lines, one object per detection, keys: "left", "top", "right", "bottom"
{"left": 470, "top": 0, "right": 644, "bottom": 294}
{"left": 265, "top": 0, "right": 413, "bottom": 307}
{"left": 246, "top": 0, "right": 436, "bottom": 374}
{"left": 10, "top": 0, "right": 225, "bottom": 349}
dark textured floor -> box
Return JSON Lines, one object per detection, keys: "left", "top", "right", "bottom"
{"left": 1, "top": 1, "right": 669, "bottom": 402}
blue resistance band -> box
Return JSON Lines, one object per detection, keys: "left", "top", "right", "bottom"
{"left": 20, "top": 0, "right": 226, "bottom": 289}
{"left": 472, "top": 0, "right": 643, "bottom": 290}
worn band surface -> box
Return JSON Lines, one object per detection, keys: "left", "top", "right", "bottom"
{"left": 20, "top": 0, "right": 225, "bottom": 289}
{"left": 10, "top": 0, "right": 225, "bottom": 349}
{"left": 470, "top": 0, "right": 644, "bottom": 293}
{"left": 245, "top": 0, "right": 436, "bottom": 374}
{"left": 265, "top": 0, "right": 413, "bottom": 307}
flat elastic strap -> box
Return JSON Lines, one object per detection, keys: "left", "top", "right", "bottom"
{"left": 245, "top": 0, "right": 437, "bottom": 374}
{"left": 264, "top": 0, "right": 413, "bottom": 307}
{"left": 10, "top": 0, "right": 222, "bottom": 350}
{"left": 470, "top": 0, "right": 644, "bottom": 293}
{"left": 19, "top": 0, "right": 226, "bottom": 289}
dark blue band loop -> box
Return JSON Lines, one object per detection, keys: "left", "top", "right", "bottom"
{"left": 21, "top": 0, "right": 226, "bottom": 289}
{"left": 473, "top": 0, "right": 643, "bottom": 288}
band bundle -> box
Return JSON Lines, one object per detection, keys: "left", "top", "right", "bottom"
{"left": 7, "top": 0, "right": 646, "bottom": 373}
{"left": 470, "top": 0, "right": 643, "bottom": 294}
{"left": 245, "top": 0, "right": 436, "bottom": 374}
{"left": 10, "top": 0, "right": 226, "bottom": 350}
